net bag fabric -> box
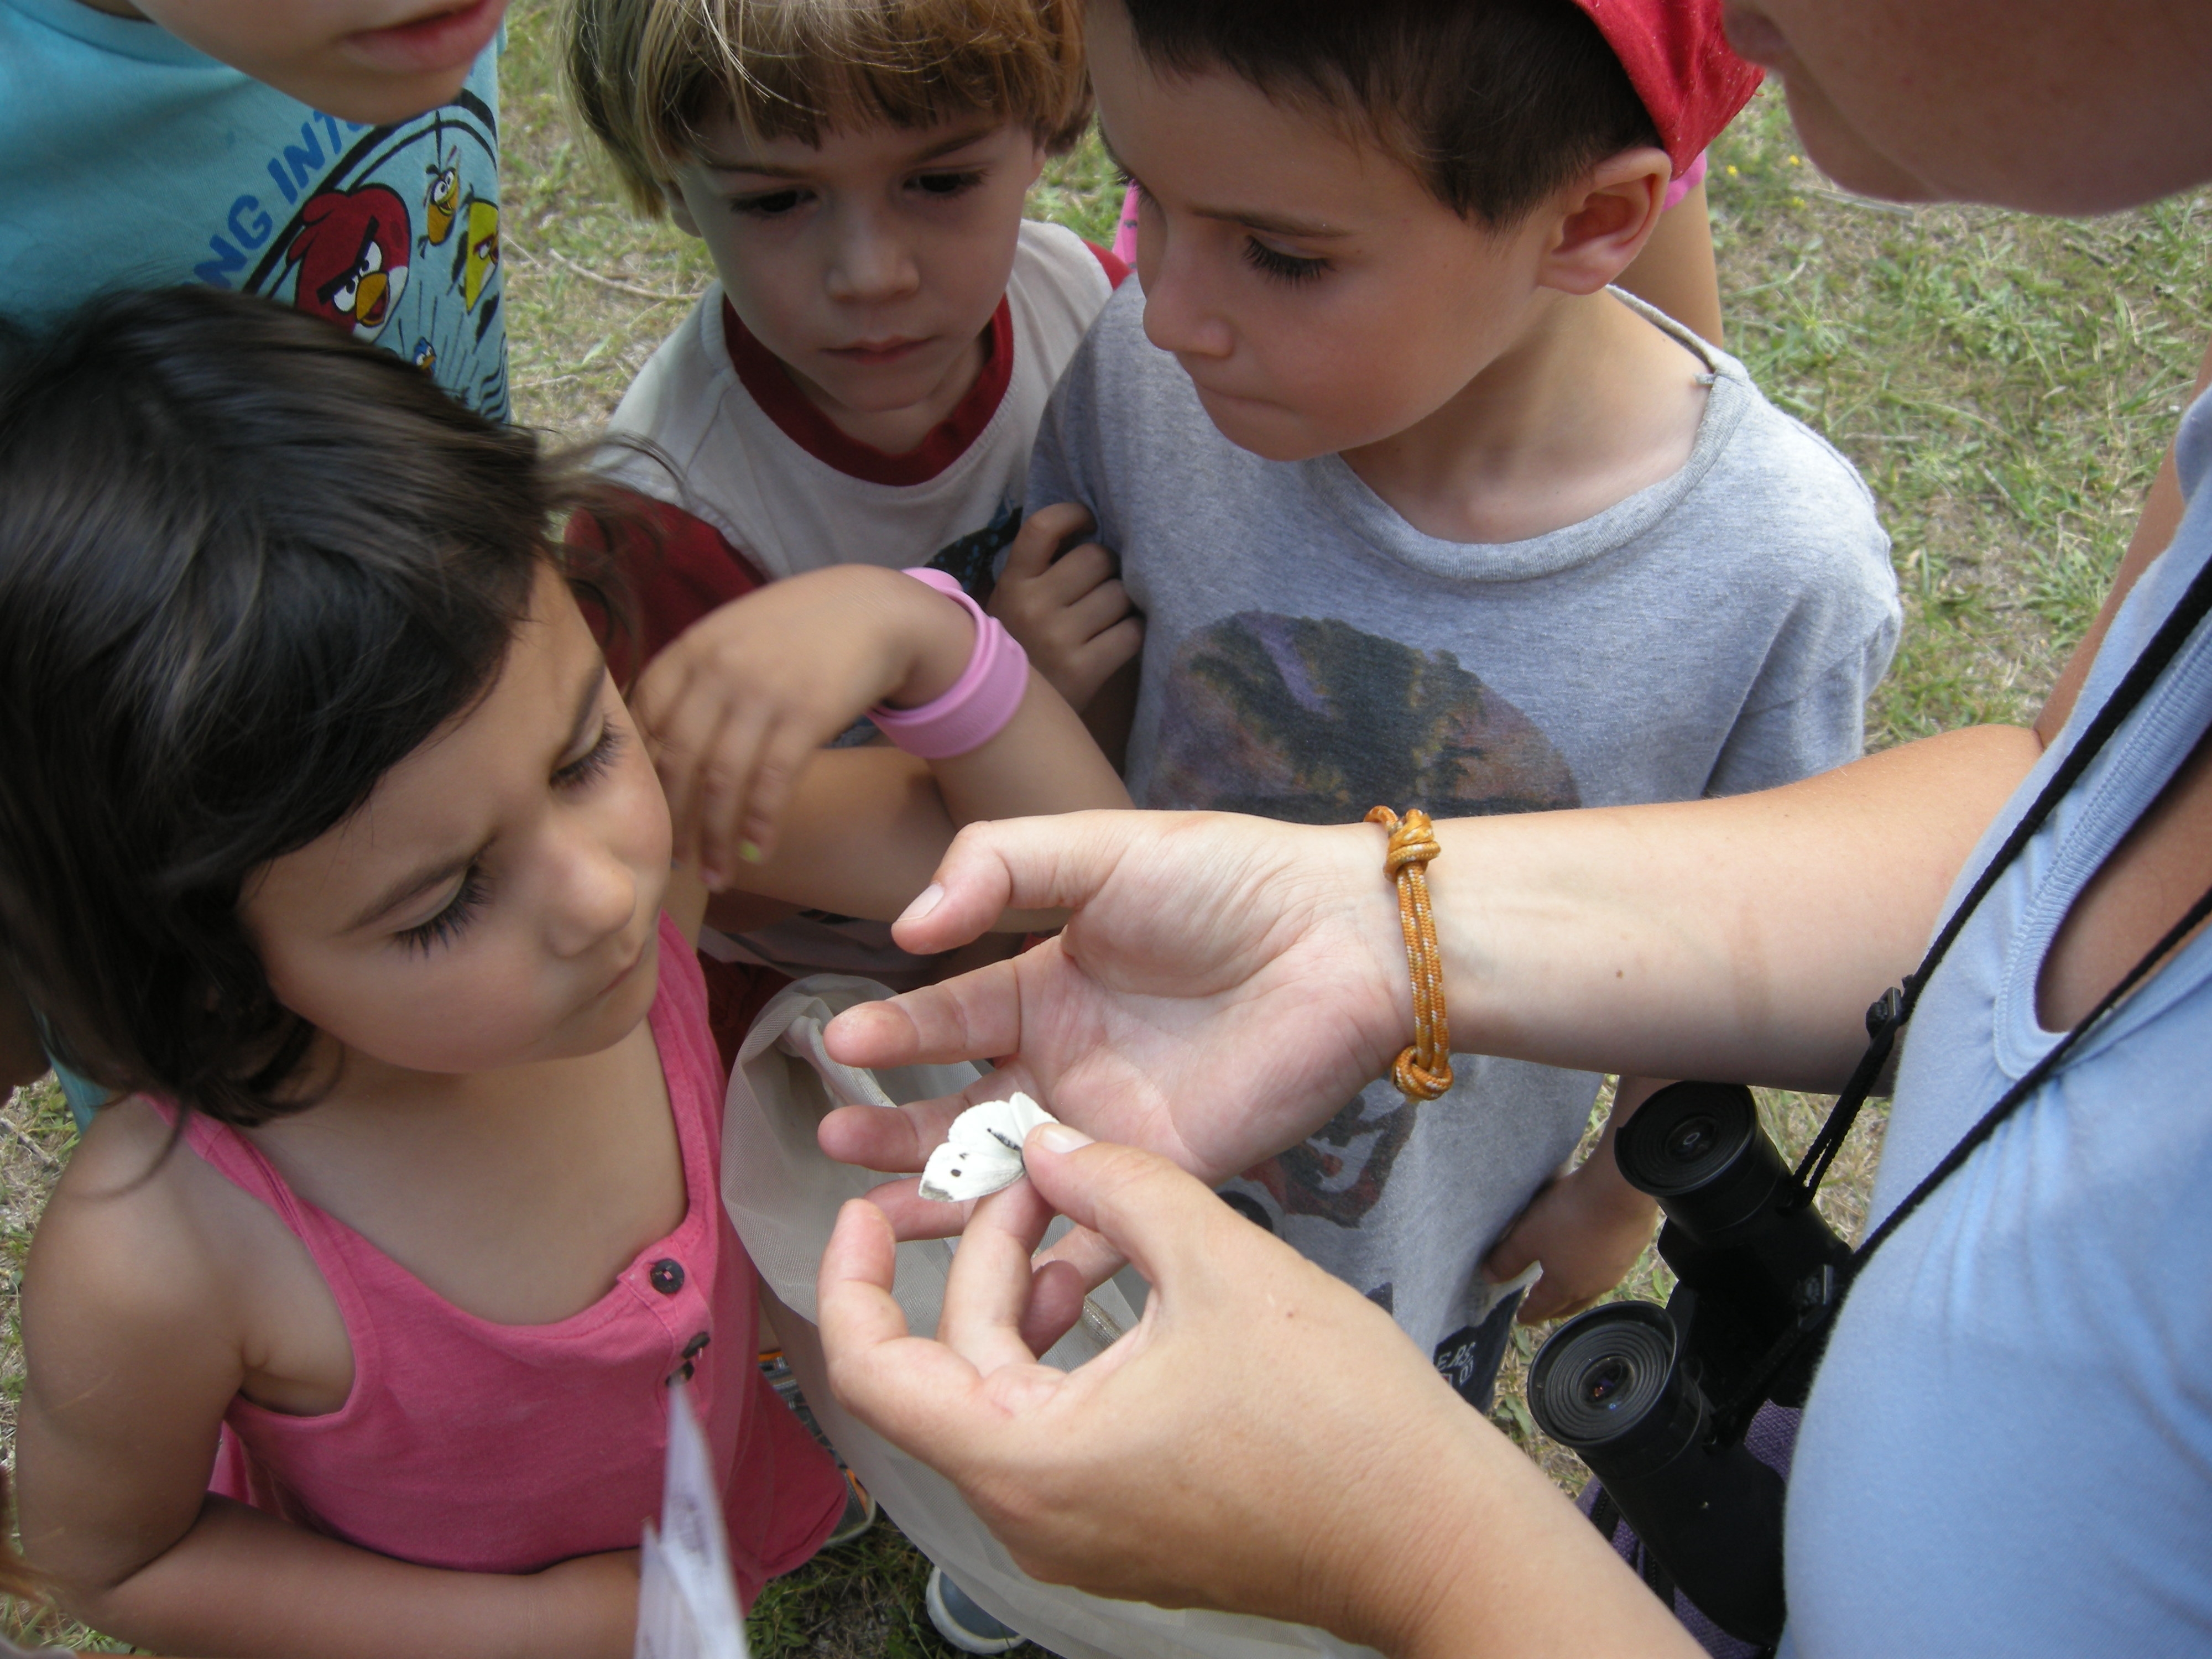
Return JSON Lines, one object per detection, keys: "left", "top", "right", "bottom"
{"left": 723, "top": 974, "right": 1379, "bottom": 1659}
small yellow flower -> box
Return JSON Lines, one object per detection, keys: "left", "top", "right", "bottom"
{"left": 1787, "top": 154, "right": 1802, "bottom": 166}
{"left": 1726, "top": 164, "right": 1740, "bottom": 177}
{"left": 1792, "top": 195, "right": 1807, "bottom": 208}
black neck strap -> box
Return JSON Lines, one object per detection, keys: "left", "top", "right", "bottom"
{"left": 1797, "top": 545, "right": 2212, "bottom": 1232}
{"left": 1714, "top": 547, "right": 2212, "bottom": 1431}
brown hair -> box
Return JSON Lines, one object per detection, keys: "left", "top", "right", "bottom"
{"left": 1120, "top": 0, "right": 1660, "bottom": 228}
{"left": 566, "top": 0, "right": 1093, "bottom": 216}
{"left": 0, "top": 288, "right": 627, "bottom": 1129}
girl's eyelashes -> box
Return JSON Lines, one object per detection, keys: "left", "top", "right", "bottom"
{"left": 390, "top": 725, "right": 618, "bottom": 956}
{"left": 910, "top": 168, "right": 986, "bottom": 200}
{"left": 398, "top": 867, "right": 489, "bottom": 957}
{"left": 1243, "top": 237, "right": 1329, "bottom": 285}
{"left": 556, "top": 721, "right": 624, "bottom": 790}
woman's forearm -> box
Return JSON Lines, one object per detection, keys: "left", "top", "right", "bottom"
{"left": 75, "top": 1496, "right": 637, "bottom": 1659}
{"left": 1429, "top": 723, "right": 2043, "bottom": 1091}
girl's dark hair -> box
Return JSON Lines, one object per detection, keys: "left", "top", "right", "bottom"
{"left": 0, "top": 288, "right": 621, "bottom": 1126}
{"left": 1120, "top": 0, "right": 1660, "bottom": 227}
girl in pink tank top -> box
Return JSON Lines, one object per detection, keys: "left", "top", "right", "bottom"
{"left": 2, "top": 293, "right": 1126, "bottom": 1656}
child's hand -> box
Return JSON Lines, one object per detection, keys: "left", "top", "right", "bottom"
{"left": 630, "top": 566, "right": 974, "bottom": 884}
{"left": 1481, "top": 1154, "right": 1658, "bottom": 1326}
{"left": 989, "top": 503, "right": 1143, "bottom": 711}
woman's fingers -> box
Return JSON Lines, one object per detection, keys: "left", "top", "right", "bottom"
{"left": 891, "top": 812, "right": 1146, "bottom": 956}
{"left": 1019, "top": 1258, "right": 1094, "bottom": 1356}
{"left": 1031, "top": 1220, "right": 1131, "bottom": 1298}
{"left": 819, "top": 1201, "right": 1009, "bottom": 1448}
{"left": 937, "top": 1180, "right": 1057, "bottom": 1372}
{"left": 823, "top": 956, "right": 1029, "bottom": 1068}
{"left": 1015, "top": 1131, "right": 1220, "bottom": 1290}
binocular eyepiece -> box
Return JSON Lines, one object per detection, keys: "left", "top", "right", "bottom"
{"left": 1525, "top": 1082, "right": 1849, "bottom": 1646}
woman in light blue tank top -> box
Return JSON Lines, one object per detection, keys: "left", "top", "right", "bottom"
{"left": 753, "top": 3, "right": 2212, "bottom": 1654}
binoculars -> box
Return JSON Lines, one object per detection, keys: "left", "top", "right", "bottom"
{"left": 1526, "top": 1082, "right": 1849, "bottom": 1646}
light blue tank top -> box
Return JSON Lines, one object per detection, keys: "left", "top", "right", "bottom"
{"left": 1781, "top": 388, "right": 2212, "bottom": 1653}
{"left": 0, "top": 0, "right": 508, "bottom": 419}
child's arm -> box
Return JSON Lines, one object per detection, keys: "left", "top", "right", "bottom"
{"left": 987, "top": 503, "right": 1144, "bottom": 712}
{"left": 632, "top": 565, "right": 1129, "bottom": 913}
{"left": 1479, "top": 1076, "right": 1666, "bottom": 1324}
{"left": 14, "top": 1107, "right": 639, "bottom": 1659}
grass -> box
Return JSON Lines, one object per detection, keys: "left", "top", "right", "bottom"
{"left": 7, "top": 9, "right": 2212, "bottom": 1650}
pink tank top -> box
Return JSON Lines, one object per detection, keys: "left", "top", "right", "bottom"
{"left": 155, "top": 914, "right": 844, "bottom": 1604}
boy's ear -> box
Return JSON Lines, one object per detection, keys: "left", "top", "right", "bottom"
{"left": 664, "top": 181, "right": 703, "bottom": 239}
{"left": 1535, "top": 147, "right": 1673, "bottom": 298}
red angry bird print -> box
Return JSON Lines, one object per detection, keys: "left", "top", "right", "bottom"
{"left": 286, "top": 185, "right": 413, "bottom": 342}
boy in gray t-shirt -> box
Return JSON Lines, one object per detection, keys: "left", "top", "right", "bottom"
{"left": 1029, "top": 0, "right": 1899, "bottom": 1403}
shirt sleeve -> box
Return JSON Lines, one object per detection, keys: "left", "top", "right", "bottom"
{"left": 1705, "top": 611, "right": 1901, "bottom": 796}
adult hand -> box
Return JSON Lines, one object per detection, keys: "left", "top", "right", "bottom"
{"left": 817, "top": 812, "right": 1411, "bottom": 1256}
{"left": 817, "top": 1128, "right": 1699, "bottom": 1659}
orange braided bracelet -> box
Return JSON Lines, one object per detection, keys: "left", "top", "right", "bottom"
{"left": 1366, "top": 806, "right": 1452, "bottom": 1101}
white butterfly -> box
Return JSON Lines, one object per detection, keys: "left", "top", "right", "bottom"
{"left": 917, "top": 1092, "right": 1059, "bottom": 1204}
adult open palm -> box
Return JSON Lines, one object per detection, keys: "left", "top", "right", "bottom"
{"left": 817, "top": 811, "right": 1411, "bottom": 1231}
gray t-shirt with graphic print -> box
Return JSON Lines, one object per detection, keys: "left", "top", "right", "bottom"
{"left": 1030, "top": 281, "right": 1901, "bottom": 1369}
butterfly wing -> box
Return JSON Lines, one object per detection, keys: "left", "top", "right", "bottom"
{"left": 916, "top": 1093, "right": 1060, "bottom": 1204}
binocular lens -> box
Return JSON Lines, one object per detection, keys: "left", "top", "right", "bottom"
{"left": 1665, "top": 1113, "right": 1720, "bottom": 1164}
{"left": 1583, "top": 1357, "right": 1632, "bottom": 1404}
{"left": 1618, "top": 1083, "right": 1759, "bottom": 1199}
{"left": 1533, "top": 1311, "right": 1674, "bottom": 1446}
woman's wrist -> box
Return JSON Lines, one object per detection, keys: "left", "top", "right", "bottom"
{"left": 1333, "top": 818, "right": 1426, "bottom": 1068}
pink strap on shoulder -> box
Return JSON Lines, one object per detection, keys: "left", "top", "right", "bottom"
{"left": 867, "top": 568, "right": 1031, "bottom": 759}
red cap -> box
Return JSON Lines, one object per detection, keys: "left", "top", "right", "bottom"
{"left": 1567, "top": 0, "right": 1764, "bottom": 176}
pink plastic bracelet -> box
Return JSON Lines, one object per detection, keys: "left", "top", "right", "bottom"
{"left": 867, "top": 567, "right": 1031, "bottom": 759}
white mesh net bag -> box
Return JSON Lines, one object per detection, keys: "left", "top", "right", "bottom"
{"left": 723, "top": 975, "right": 1379, "bottom": 1659}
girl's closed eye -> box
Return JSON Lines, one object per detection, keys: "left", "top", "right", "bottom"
{"left": 1243, "top": 236, "right": 1329, "bottom": 285}
{"left": 398, "top": 866, "right": 489, "bottom": 956}
{"left": 556, "top": 718, "right": 624, "bottom": 790}
{"left": 392, "top": 722, "right": 620, "bottom": 955}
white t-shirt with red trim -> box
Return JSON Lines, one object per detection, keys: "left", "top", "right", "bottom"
{"left": 600, "top": 218, "right": 1121, "bottom": 596}
{"left": 597, "top": 217, "right": 1125, "bottom": 989}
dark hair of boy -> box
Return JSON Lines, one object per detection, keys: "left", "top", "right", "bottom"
{"left": 0, "top": 289, "right": 624, "bottom": 1128}
{"left": 1117, "top": 0, "right": 1662, "bottom": 226}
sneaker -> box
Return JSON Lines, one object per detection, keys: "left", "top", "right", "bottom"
{"left": 925, "top": 1566, "right": 1026, "bottom": 1655}
{"left": 824, "top": 1468, "right": 877, "bottom": 1549}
